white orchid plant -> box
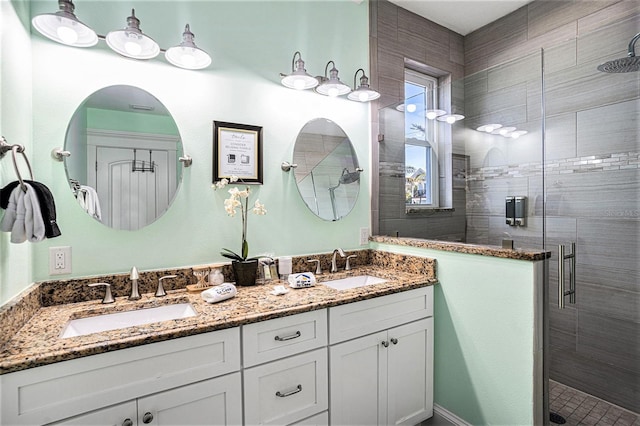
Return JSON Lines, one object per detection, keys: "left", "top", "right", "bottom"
{"left": 213, "top": 176, "right": 267, "bottom": 262}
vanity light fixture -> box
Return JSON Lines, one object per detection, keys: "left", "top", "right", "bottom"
{"left": 497, "top": 126, "right": 517, "bottom": 136}
{"left": 31, "top": 0, "right": 98, "bottom": 47}
{"left": 105, "top": 9, "right": 159, "bottom": 60}
{"left": 32, "top": 2, "right": 211, "bottom": 70}
{"left": 476, "top": 123, "right": 502, "bottom": 132}
{"left": 315, "top": 61, "right": 352, "bottom": 97}
{"left": 510, "top": 130, "right": 528, "bottom": 139}
{"left": 437, "top": 113, "right": 465, "bottom": 124}
{"left": 425, "top": 109, "right": 447, "bottom": 120}
{"left": 165, "top": 24, "right": 212, "bottom": 70}
{"left": 280, "top": 51, "right": 319, "bottom": 90}
{"left": 347, "top": 69, "right": 380, "bottom": 102}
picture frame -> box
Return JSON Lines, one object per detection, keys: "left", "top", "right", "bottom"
{"left": 213, "top": 121, "right": 263, "bottom": 184}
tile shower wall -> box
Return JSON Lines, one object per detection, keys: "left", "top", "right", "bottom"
{"left": 464, "top": 1, "right": 639, "bottom": 413}
{"left": 370, "top": 0, "right": 467, "bottom": 241}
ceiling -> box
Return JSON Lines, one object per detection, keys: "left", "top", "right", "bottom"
{"left": 387, "top": 0, "right": 534, "bottom": 35}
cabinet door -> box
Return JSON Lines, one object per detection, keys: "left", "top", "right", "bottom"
{"left": 137, "top": 373, "right": 242, "bottom": 426}
{"left": 329, "top": 331, "right": 388, "bottom": 426}
{"left": 386, "top": 318, "right": 434, "bottom": 426}
{"left": 48, "top": 401, "right": 137, "bottom": 426}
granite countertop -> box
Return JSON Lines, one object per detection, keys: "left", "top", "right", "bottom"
{"left": 0, "top": 265, "right": 436, "bottom": 375}
{"left": 371, "top": 236, "right": 551, "bottom": 261}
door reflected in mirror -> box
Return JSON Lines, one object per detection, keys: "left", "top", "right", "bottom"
{"left": 293, "top": 118, "right": 361, "bottom": 221}
{"left": 64, "top": 85, "right": 183, "bottom": 230}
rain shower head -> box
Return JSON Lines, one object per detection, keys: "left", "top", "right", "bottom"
{"left": 339, "top": 168, "right": 362, "bottom": 185}
{"left": 597, "top": 32, "right": 640, "bottom": 73}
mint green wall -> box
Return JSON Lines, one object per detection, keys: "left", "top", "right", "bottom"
{"left": 0, "top": 1, "right": 34, "bottom": 304}
{"left": 372, "top": 242, "right": 543, "bottom": 425}
{"left": 1, "top": 0, "right": 370, "bottom": 300}
{"left": 86, "top": 108, "right": 179, "bottom": 136}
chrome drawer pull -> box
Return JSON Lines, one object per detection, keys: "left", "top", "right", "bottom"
{"left": 276, "top": 384, "right": 302, "bottom": 397}
{"left": 274, "top": 331, "right": 301, "bottom": 341}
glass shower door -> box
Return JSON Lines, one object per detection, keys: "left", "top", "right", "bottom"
{"left": 543, "top": 21, "right": 640, "bottom": 414}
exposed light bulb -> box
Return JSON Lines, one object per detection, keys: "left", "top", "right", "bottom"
{"left": 406, "top": 104, "right": 417, "bottom": 113}
{"left": 124, "top": 40, "right": 142, "bottom": 56}
{"left": 358, "top": 91, "right": 369, "bottom": 102}
{"left": 328, "top": 87, "right": 339, "bottom": 97}
{"left": 426, "top": 111, "right": 438, "bottom": 119}
{"left": 485, "top": 125, "right": 495, "bottom": 133}
{"left": 293, "top": 78, "right": 306, "bottom": 90}
{"left": 57, "top": 26, "right": 78, "bottom": 45}
{"left": 446, "top": 116, "right": 456, "bottom": 124}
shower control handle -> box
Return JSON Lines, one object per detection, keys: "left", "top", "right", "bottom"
{"left": 558, "top": 243, "right": 576, "bottom": 309}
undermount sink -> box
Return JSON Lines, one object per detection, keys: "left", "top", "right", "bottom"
{"left": 321, "top": 275, "right": 388, "bottom": 291}
{"left": 60, "top": 303, "right": 197, "bottom": 338}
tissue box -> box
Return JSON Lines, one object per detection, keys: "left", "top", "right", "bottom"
{"left": 288, "top": 272, "right": 316, "bottom": 288}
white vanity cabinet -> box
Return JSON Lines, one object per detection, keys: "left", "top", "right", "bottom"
{"left": 328, "top": 287, "right": 434, "bottom": 426}
{"left": 49, "top": 373, "right": 242, "bottom": 426}
{"left": 1, "top": 328, "right": 241, "bottom": 426}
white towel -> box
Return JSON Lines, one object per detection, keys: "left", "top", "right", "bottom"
{"left": 1, "top": 184, "right": 45, "bottom": 243}
{"left": 76, "top": 185, "right": 102, "bottom": 220}
{"left": 0, "top": 185, "right": 20, "bottom": 233}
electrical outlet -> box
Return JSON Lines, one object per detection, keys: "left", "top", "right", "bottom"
{"left": 359, "top": 227, "right": 370, "bottom": 245}
{"left": 50, "top": 246, "right": 72, "bottom": 275}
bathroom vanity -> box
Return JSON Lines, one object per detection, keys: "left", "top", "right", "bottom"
{"left": 0, "top": 252, "right": 436, "bottom": 426}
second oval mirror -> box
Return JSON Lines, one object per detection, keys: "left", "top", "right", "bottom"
{"left": 293, "top": 118, "right": 361, "bottom": 221}
{"left": 64, "top": 85, "right": 183, "bottom": 230}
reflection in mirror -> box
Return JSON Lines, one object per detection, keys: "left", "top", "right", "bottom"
{"left": 293, "top": 118, "right": 360, "bottom": 221}
{"left": 64, "top": 85, "right": 183, "bottom": 230}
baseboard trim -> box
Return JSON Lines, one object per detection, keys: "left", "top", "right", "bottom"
{"left": 434, "top": 404, "right": 471, "bottom": 426}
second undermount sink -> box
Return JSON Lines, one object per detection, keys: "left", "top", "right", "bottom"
{"left": 322, "top": 275, "right": 388, "bottom": 291}
{"left": 60, "top": 303, "right": 197, "bottom": 339}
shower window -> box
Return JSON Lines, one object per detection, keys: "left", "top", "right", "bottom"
{"left": 404, "top": 69, "right": 439, "bottom": 208}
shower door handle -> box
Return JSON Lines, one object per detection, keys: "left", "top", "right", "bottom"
{"left": 558, "top": 243, "right": 576, "bottom": 309}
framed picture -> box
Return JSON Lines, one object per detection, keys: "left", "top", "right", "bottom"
{"left": 213, "top": 121, "right": 263, "bottom": 184}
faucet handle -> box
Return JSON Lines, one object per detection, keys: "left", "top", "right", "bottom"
{"left": 156, "top": 275, "right": 177, "bottom": 297}
{"left": 88, "top": 282, "right": 115, "bottom": 304}
{"left": 345, "top": 255, "right": 357, "bottom": 271}
{"left": 307, "top": 259, "right": 322, "bottom": 275}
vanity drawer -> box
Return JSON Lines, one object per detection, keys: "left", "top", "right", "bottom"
{"left": 243, "top": 309, "right": 327, "bottom": 367}
{"left": 244, "top": 348, "right": 328, "bottom": 426}
{"left": 1, "top": 327, "right": 241, "bottom": 426}
{"left": 329, "top": 286, "right": 433, "bottom": 344}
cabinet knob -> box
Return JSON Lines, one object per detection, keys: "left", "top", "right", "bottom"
{"left": 381, "top": 340, "right": 389, "bottom": 348}
{"left": 122, "top": 419, "right": 133, "bottom": 426}
{"left": 142, "top": 412, "right": 154, "bottom": 424}
{"left": 390, "top": 338, "right": 398, "bottom": 345}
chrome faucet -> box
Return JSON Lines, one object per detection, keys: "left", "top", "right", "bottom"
{"left": 331, "top": 248, "right": 346, "bottom": 273}
{"left": 156, "top": 274, "right": 177, "bottom": 297}
{"left": 129, "top": 266, "right": 141, "bottom": 300}
{"left": 88, "top": 282, "right": 114, "bottom": 304}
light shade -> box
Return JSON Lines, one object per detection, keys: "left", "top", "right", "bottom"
{"left": 476, "top": 123, "right": 503, "bottom": 132}
{"left": 165, "top": 24, "right": 211, "bottom": 70}
{"left": 32, "top": 0, "right": 98, "bottom": 47}
{"left": 106, "top": 9, "right": 160, "bottom": 60}
{"left": 437, "top": 114, "right": 465, "bottom": 124}
{"left": 425, "top": 109, "right": 447, "bottom": 120}
{"left": 281, "top": 51, "right": 318, "bottom": 90}
{"left": 347, "top": 69, "right": 380, "bottom": 102}
{"left": 316, "top": 61, "right": 351, "bottom": 97}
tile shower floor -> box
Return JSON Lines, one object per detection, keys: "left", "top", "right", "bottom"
{"left": 550, "top": 380, "right": 640, "bottom": 426}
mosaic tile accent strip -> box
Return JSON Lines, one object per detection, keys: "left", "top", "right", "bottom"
{"left": 467, "top": 152, "right": 639, "bottom": 181}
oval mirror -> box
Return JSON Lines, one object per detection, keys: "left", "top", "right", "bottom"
{"left": 293, "top": 118, "right": 361, "bottom": 221}
{"left": 64, "top": 85, "right": 183, "bottom": 230}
